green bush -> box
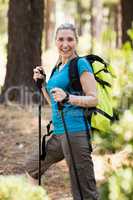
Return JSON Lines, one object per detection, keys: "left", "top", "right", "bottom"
{"left": 92, "top": 108, "right": 133, "bottom": 153}
{"left": 0, "top": 175, "right": 49, "bottom": 200}
{"left": 100, "top": 167, "right": 133, "bottom": 200}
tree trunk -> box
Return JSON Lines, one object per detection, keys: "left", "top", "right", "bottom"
{"left": 76, "top": 0, "right": 82, "bottom": 36}
{"left": 44, "top": 0, "right": 55, "bottom": 50}
{"left": 45, "top": 0, "right": 50, "bottom": 49}
{"left": 90, "top": 0, "right": 103, "bottom": 52}
{"left": 1, "top": 0, "right": 44, "bottom": 103}
{"left": 121, "top": 0, "right": 133, "bottom": 43}
{"left": 115, "top": 1, "right": 122, "bottom": 48}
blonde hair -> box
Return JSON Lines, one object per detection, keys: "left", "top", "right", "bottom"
{"left": 55, "top": 23, "right": 78, "bottom": 42}
{"left": 55, "top": 23, "right": 78, "bottom": 66}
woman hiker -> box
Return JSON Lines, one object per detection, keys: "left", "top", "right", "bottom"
{"left": 25, "top": 23, "right": 99, "bottom": 200}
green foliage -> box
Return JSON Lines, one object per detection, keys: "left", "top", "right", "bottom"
{"left": 93, "top": 108, "right": 133, "bottom": 153}
{"left": 102, "top": 28, "right": 116, "bottom": 46}
{"left": 92, "top": 130, "right": 117, "bottom": 153}
{"left": 100, "top": 167, "right": 133, "bottom": 200}
{"left": 0, "top": 0, "right": 8, "bottom": 87}
{"left": 103, "top": 0, "right": 119, "bottom": 6}
{"left": 127, "top": 29, "right": 133, "bottom": 41}
{"left": 111, "top": 109, "right": 133, "bottom": 150}
{"left": 115, "top": 42, "right": 133, "bottom": 112}
{"left": 0, "top": 0, "right": 8, "bottom": 34}
{"left": 101, "top": 28, "right": 133, "bottom": 114}
{"left": 92, "top": 29, "right": 133, "bottom": 154}
{"left": 0, "top": 175, "right": 49, "bottom": 200}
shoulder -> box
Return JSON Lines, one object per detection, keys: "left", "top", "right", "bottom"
{"left": 77, "top": 57, "right": 93, "bottom": 76}
{"left": 78, "top": 57, "right": 89, "bottom": 65}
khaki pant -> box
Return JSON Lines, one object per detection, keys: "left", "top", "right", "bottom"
{"left": 25, "top": 133, "right": 99, "bottom": 200}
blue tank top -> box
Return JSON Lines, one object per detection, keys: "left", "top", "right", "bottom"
{"left": 46, "top": 57, "right": 93, "bottom": 135}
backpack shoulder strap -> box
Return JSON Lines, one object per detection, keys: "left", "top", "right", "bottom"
{"left": 85, "top": 54, "right": 107, "bottom": 66}
{"left": 69, "top": 57, "right": 82, "bottom": 92}
{"left": 50, "top": 62, "right": 62, "bottom": 78}
{"left": 69, "top": 54, "right": 109, "bottom": 91}
{"left": 49, "top": 67, "right": 57, "bottom": 78}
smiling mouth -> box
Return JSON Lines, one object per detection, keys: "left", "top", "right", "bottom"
{"left": 61, "top": 49, "right": 71, "bottom": 53}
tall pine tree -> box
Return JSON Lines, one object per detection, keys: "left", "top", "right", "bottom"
{"left": 1, "top": 0, "right": 44, "bottom": 102}
{"left": 121, "top": 0, "right": 133, "bottom": 43}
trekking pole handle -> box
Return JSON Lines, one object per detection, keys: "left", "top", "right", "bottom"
{"left": 35, "top": 69, "right": 46, "bottom": 91}
{"left": 57, "top": 102, "right": 64, "bottom": 111}
{"left": 50, "top": 90, "right": 63, "bottom": 111}
{"left": 51, "top": 89, "right": 69, "bottom": 111}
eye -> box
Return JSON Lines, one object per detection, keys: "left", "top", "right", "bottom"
{"left": 67, "top": 37, "right": 74, "bottom": 42}
{"left": 57, "top": 37, "right": 64, "bottom": 42}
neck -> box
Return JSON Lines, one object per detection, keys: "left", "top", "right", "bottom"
{"left": 61, "top": 53, "right": 77, "bottom": 64}
{"left": 62, "top": 58, "right": 68, "bottom": 64}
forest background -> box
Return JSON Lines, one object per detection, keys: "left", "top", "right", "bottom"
{"left": 0, "top": 0, "right": 133, "bottom": 200}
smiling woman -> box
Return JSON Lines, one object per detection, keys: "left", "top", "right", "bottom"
{"left": 55, "top": 30, "right": 77, "bottom": 64}
{"left": 55, "top": 23, "right": 78, "bottom": 65}
{"left": 26, "top": 23, "right": 99, "bottom": 200}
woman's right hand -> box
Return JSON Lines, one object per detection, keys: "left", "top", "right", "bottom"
{"left": 33, "top": 66, "right": 46, "bottom": 83}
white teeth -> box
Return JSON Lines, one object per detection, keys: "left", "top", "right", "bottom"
{"left": 62, "top": 49, "right": 69, "bottom": 52}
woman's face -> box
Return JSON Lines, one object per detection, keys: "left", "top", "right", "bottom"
{"left": 56, "top": 29, "right": 77, "bottom": 59}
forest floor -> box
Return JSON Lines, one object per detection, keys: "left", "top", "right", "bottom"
{"left": 0, "top": 104, "right": 129, "bottom": 200}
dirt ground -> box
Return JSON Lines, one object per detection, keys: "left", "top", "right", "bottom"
{"left": 0, "top": 104, "right": 129, "bottom": 200}
{"left": 0, "top": 103, "right": 72, "bottom": 199}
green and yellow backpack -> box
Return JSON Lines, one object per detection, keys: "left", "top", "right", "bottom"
{"left": 69, "top": 54, "right": 115, "bottom": 133}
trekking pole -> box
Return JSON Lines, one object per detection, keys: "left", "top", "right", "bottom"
{"left": 58, "top": 102, "right": 83, "bottom": 200}
{"left": 35, "top": 81, "right": 42, "bottom": 186}
{"left": 35, "top": 71, "right": 45, "bottom": 186}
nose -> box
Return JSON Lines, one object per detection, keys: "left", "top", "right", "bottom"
{"left": 62, "top": 40, "right": 68, "bottom": 48}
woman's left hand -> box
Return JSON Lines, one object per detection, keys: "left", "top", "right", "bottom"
{"left": 50, "top": 88, "right": 67, "bottom": 102}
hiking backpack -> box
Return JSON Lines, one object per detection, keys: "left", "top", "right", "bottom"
{"left": 68, "top": 54, "right": 115, "bottom": 133}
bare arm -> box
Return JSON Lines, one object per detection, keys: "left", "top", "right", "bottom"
{"left": 68, "top": 71, "right": 98, "bottom": 108}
